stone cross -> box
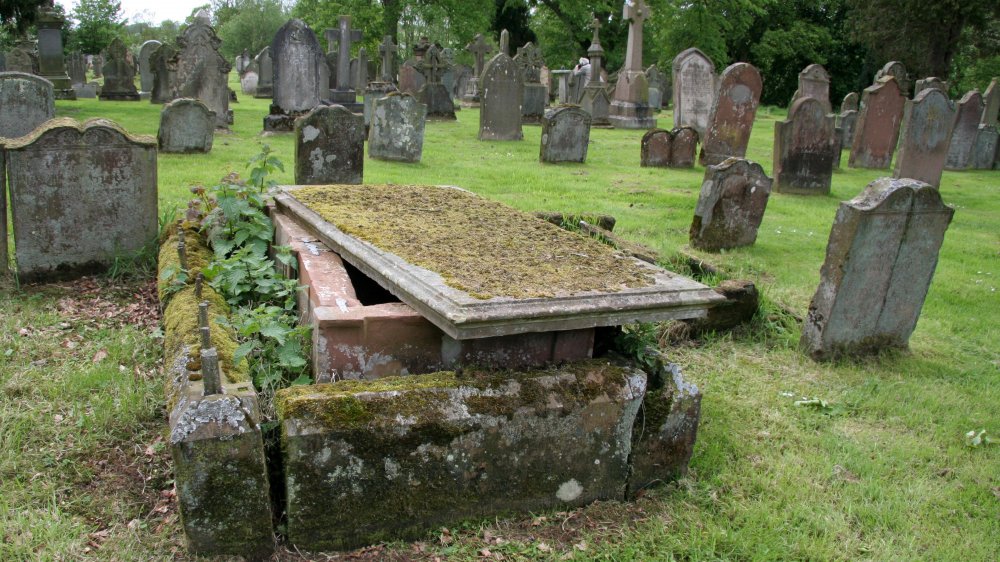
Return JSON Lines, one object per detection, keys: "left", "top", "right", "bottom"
{"left": 466, "top": 34, "right": 492, "bottom": 76}
{"left": 416, "top": 45, "right": 447, "bottom": 84}
{"left": 378, "top": 35, "right": 397, "bottom": 82}
{"left": 588, "top": 17, "right": 605, "bottom": 81}
{"left": 622, "top": 0, "right": 649, "bottom": 72}
{"left": 325, "top": 15, "right": 362, "bottom": 90}
{"left": 590, "top": 16, "right": 602, "bottom": 46}
{"left": 500, "top": 29, "right": 510, "bottom": 57}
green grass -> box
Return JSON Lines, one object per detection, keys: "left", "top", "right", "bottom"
{"left": 1, "top": 75, "right": 997, "bottom": 560}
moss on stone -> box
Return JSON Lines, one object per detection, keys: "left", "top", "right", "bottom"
{"left": 290, "top": 184, "right": 653, "bottom": 300}
{"left": 157, "top": 224, "right": 213, "bottom": 304}
{"left": 162, "top": 286, "right": 248, "bottom": 385}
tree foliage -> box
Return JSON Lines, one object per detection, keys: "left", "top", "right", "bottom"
{"left": 215, "top": 0, "right": 289, "bottom": 60}
{"left": 70, "top": 0, "right": 126, "bottom": 54}
{"left": 0, "top": 0, "right": 45, "bottom": 36}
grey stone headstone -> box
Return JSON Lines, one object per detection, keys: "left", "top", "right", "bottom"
{"left": 479, "top": 32, "right": 523, "bottom": 141}
{"left": 265, "top": 19, "right": 329, "bottom": 132}
{"left": 91, "top": 54, "right": 103, "bottom": 78}
{"left": 790, "top": 63, "right": 831, "bottom": 112}
{"left": 849, "top": 77, "right": 906, "bottom": 169}
{"left": 645, "top": 65, "right": 666, "bottom": 108}
{"left": 4, "top": 118, "right": 157, "bottom": 283}
{"left": 73, "top": 81, "right": 98, "bottom": 99}
{"left": 875, "top": 61, "right": 910, "bottom": 97}
{"left": 690, "top": 158, "right": 772, "bottom": 252}
{"left": 240, "top": 70, "right": 259, "bottom": 95}
{"left": 149, "top": 43, "right": 177, "bottom": 104}
{"left": 945, "top": 90, "right": 983, "bottom": 170}
{"left": 672, "top": 48, "right": 716, "bottom": 137}
{"left": 99, "top": 38, "right": 140, "bottom": 101}
{"left": 971, "top": 125, "right": 998, "bottom": 169}
{"left": 294, "top": 105, "right": 364, "bottom": 184}
{"left": 5, "top": 47, "right": 34, "bottom": 74}
{"left": 801, "top": 178, "right": 953, "bottom": 361}
{"left": 254, "top": 46, "right": 273, "bottom": 98}
{"left": 841, "top": 92, "right": 859, "bottom": 113}
{"left": 699, "top": 63, "right": 762, "bottom": 166}
{"left": 540, "top": 105, "right": 591, "bottom": 163}
{"left": 893, "top": 88, "right": 955, "bottom": 188}
{"left": 66, "top": 52, "right": 87, "bottom": 85}
{"left": 398, "top": 59, "right": 425, "bottom": 95}
{"left": 138, "top": 40, "right": 162, "bottom": 93}
{"left": 773, "top": 97, "right": 838, "bottom": 195}
{"left": 914, "top": 77, "right": 948, "bottom": 96}
{"left": 158, "top": 98, "right": 215, "bottom": 153}
{"left": 981, "top": 77, "right": 998, "bottom": 126}
{"left": 837, "top": 109, "right": 858, "bottom": 148}
{"left": 0, "top": 72, "right": 55, "bottom": 139}
{"left": 368, "top": 93, "right": 426, "bottom": 163}
{"left": 515, "top": 42, "right": 546, "bottom": 124}
{"left": 174, "top": 18, "right": 231, "bottom": 127}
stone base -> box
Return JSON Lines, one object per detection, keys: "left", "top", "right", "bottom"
{"left": 99, "top": 91, "right": 141, "bottom": 101}
{"left": 608, "top": 100, "right": 657, "bottom": 129}
{"left": 263, "top": 105, "right": 311, "bottom": 133}
{"left": 53, "top": 88, "right": 76, "bottom": 100}
{"left": 253, "top": 87, "right": 273, "bottom": 99}
{"left": 73, "top": 83, "right": 98, "bottom": 99}
{"left": 328, "top": 89, "right": 364, "bottom": 113}
{"left": 581, "top": 86, "right": 612, "bottom": 128}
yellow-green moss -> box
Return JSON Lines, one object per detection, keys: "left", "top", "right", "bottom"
{"left": 157, "top": 225, "right": 214, "bottom": 303}
{"left": 290, "top": 184, "right": 654, "bottom": 300}
{"left": 162, "top": 286, "right": 248, "bottom": 385}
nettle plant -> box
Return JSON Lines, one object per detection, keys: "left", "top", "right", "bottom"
{"left": 191, "top": 146, "right": 311, "bottom": 395}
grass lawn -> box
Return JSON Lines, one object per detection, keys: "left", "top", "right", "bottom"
{"left": 1, "top": 75, "right": 998, "bottom": 561}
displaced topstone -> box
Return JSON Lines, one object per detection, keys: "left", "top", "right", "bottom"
{"left": 689, "top": 158, "right": 772, "bottom": 251}
{"left": 841, "top": 92, "right": 859, "bottom": 113}
{"left": 368, "top": 93, "right": 426, "bottom": 163}
{"left": 539, "top": 105, "right": 591, "bottom": 163}
{"left": 915, "top": 77, "right": 948, "bottom": 95}
{"left": 479, "top": 30, "right": 523, "bottom": 141}
{"left": 158, "top": 98, "right": 215, "bottom": 153}
{"left": 875, "top": 60, "right": 910, "bottom": 96}
{"left": 173, "top": 15, "right": 231, "bottom": 127}
{"left": 699, "top": 63, "right": 762, "bottom": 166}
{"left": 609, "top": 0, "right": 656, "bottom": 129}
{"left": 790, "top": 63, "right": 831, "bottom": 112}
{"left": 278, "top": 359, "right": 701, "bottom": 550}
{"left": 415, "top": 45, "right": 455, "bottom": 120}
{"left": 0, "top": 72, "right": 55, "bottom": 139}
{"left": 971, "top": 125, "right": 999, "bottom": 169}
{"left": 138, "top": 40, "right": 161, "bottom": 95}
{"left": 294, "top": 105, "right": 364, "bottom": 185}
{"left": 893, "top": 88, "right": 956, "bottom": 188}
{"left": 264, "top": 19, "right": 329, "bottom": 132}
{"left": 515, "top": 42, "right": 547, "bottom": 124}
{"left": 773, "top": 97, "right": 838, "bottom": 195}
{"left": 254, "top": 46, "right": 273, "bottom": 98}
{"left": 99, "top": 37, "right": 140, "bottom": 101}
{"left": 672, "top": 47, "right": 716, "bottom": 137}
{"left": 4, "top": 118, "right": 156, "bottom": 282}
{"left": 849, "top": 77, "right": 906, "bottom": 169}
{"left": 640, "top": 127, "right": 698, "bottom": 168}
{"left": 149, "top": 42, "right": 178, "bottom": 104}
{"left": 945, "top": 91, "right": 984, "bottom": 170}
{"left": 981, "top": 78, "right": 998, "bottom": 126}
{"left": 801, "top": 178, "right": 954, "bottom": 361}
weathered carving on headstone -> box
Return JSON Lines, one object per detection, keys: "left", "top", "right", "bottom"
{"left": 893, "top": 88, "right": 955, "bottom": 188}
{"left": 174, "top": 12, "right": 231, "bottom": 127}
{"left": 849, "top": 77, "right": 905, "bottom": 169}
{"left": 690, "top": 158, "right": 772, "bottom": 251}
{"left": 640, "top": 127, "right": 698, "bottom": 168}
{"left": 699, "top": 63, "right": 762, "bottom": 166}
{"left": 539, "top": 105, "right": 590, "bottom": 163}
{"left": 264, "top": 19, "right": 329, "bottom": 132}
{"left": 672, "top": 48, "right": 715, "bottom": 137}
{"left": 416, "top": 45, "right": 455, "bottom": 120}
{"left": 515, "top": 42, "right": 547, "bottom": 124}
{"left": 368, "top": 93, "right": 426, "bottom": 163}
{"left": 99, "top": 38, "right": 140, "bottom": 101}
{"left": 945, "top": 91, "right": 984, "bottom": 170}
{"left": 801, "top": 178, "right": 954, "bottom": 361}
{"left": 0, "top": 72, "right": 55, "bottom": 139}
{"left": 324, "top": 15, "right": 363, "bottom": 111}
{"left": 479, "top": 30, "right": 523, "bottom": 141}
{"left": 773, "top": 97, "right": 838, "bottom": 194}
{"left": 294, "top": 105, "right": 364, "bottom": 184}
{"left": 790, "top": 63, "right": 830, "bottom": 112}
{"left": 158, "top": 98, "right": 215, "bottom": 153}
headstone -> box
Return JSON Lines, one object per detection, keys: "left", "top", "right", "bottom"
{"left": 324, "top": 15, "right": 363, "bottom": 111}
{"left": 875, "top": 61, "right": 910, "bottom": 96}
{"left": 914, "top": 77, "right": 948, "bottom": 96}
{"left": 790, "top": 63, "right": 830, "bottom": 112}
{"left": 452, "top": 64, "right": 472, "bottom": 101}
{"left": 3, "top": 118, "right": 157, "bottom": 282}
{"left": 645, "top": 65, "right": 665, "bottom": 109}
{"left": 672, "top": 48, "right": 716, "bottom": 137}
{"left": 849, "top": 77, "right": 906, "bottom": 169}
{"left": 398, "top": 59, "right": 425, "bottom": 95}
{"left": 699, "top": 63, "right": 763, "bottom": 166}
{"left": 463, "top": 33, "right": 493, "bottom": 106}
{"left": 91, "top": 53, "right": 103, "bottom": 78}
{"left": 981, "top": 77, "right": 998, "bottom": 126}
{"left": 514, "top": 42, "right": 547, "bottom": 124}
{"left": 98, "top": 38, "right": 140, "bottom": 101}
{"left": 971, "top": 125, "right": 999, "bottom": 169}
{"left": 368, "top": 93, "right": 426, "bottom": 163}
{"left": 0, "top": 72, "right": 55, "bottom": 139}
{"left": 35, "top": 5, "right": 75, "bottom": 100}
{"left": 893, "top": 88, "right": 955, "bottom": 187}
{"left": 149, "top": 43, "right": 178, "bottom": 104}
{"left": 539, "top": 65, "right": 552, "bottom": 101}
{"left": 138, "top": 40, "right": 161, "bottom": 95}
{"left": 801, "top": 178, "right": 953, "bottom": 361}
{"left": 609, "top": 0, "right": 656, "bottom": 129}
{"left": 539, "top": 105, "right": 591, "bottom": 163}
{"left": 240, "top": 69, "right": 259, "bottom": 95}
{"left": 478, "top": 30, "right": 523, "bottom": 141}
{"left": 66, "top": 52, "right": 86, "bottom": 85}
{"left": 841, "top": 92, "right": 859, "bottom": 113}
{"left": 640, "top": 127, "right": 698, "bottom": 168}
{"left": 415, "top": 45, "right": 455, "bottom": 120}
{"left": 4, "top": 46, "right": 34, "bottom": 74}
{"left": 690, "top": 158, "right": 772, "bottom": 251}
{"left": 173, "top": 12, "right": 231, "bottom": 127}
{"left": 158, "top": 98, "right": 215, "bottom": 153}
{"left": 264, "top": 19, "right": 329, "bottom": 132}
{"left": 354, "top": 48, "right": 369, "bottom": 91}
{"left": 294, "top": 105, "right": 364, "bottom": 184}
{"left": 945, "top": 91, "right": 984, "bottom": 170}
{"left": 254, "top": 46, "right": 273, "bottom": 98}
{"left": 364, "top": 37, "right": 399, "bottom": 128}
{"left": 772, "top": 97, "right": 838, "bottom": 194}
{"left": 837, "top": 110, "right": 858, "bottom": 149}
{"left": 580, "top": 18, "right": 611, "bottom": 127}
{"left": 235, "top": 49, "right": 252, "bottom": 76}
{"left": 378, "top": 35, "right": 398, "bottom": 84}
{"left": 73, "top": 82, "right": 98, "bottom": 99}
{"left": 439, "top": 48, "right": 457, "bottom": 98}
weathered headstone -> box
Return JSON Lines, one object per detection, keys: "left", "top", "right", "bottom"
{"left": 580, "top": 18, "right": 611, "bottom": 127}
{"left": 551, "top": 69, "right": 571, "bottom": 104}
{"left": 837, "top": 109, "right": 858, "bottom": 149}
{"left": 971, "top": 125, "right": 999, "bottom": 169}
{"left": 74, "top": 82, "right": 98, "bottom": 98}
{"left": 66, "top": 51, "right": 86, "bottom": 85}
{"left": 841, "top": 92, "right": 859, "bottom": 113}
{"left": 462, "top": 34, "right": 493, "bottom": 106}
{"left": 138, "top": 40, "right": 161, "bottom": 97}
{"left": 368, "top": 93, "right": 426, "bottom": 163}
{"left": 640, "top": 127, "right": 698, "bottom": 168}
{"left": 539, "top": 105, "right": 591, "bottom": 163}
{"left": 671, "top": 127, "right": 699, "bottom": 168}
{"left": 264, "top": 19, "right": 329, "bottom": 132}
{"left": 0, "top": 72, "right": 55, "bottom": 139}
{"left": 235, "top": 49, "right": 252, "bottom": 76}
{"left": 773, "top": 97, "right": 838, "bottom": 194}
{"left": 514, "top": 42, "right": 547, "bottom": 124}
{"left": 99, "top": 38, "right": 140, "bottom": 101}
{"left": 914, "top": 77, "right": 948, "bottom": 96}
{"left": 398, "top": 59, "right": 425, "bottom": 95}
{"left": 452, "top": 63, "right": 472, "bottom": 101}
{"left": 609, "top": 0, "right": 656, "bottom": 129}
{"left": 416, "top": 45, "right": 455, "bottom": 120}
{"left": 893, "top": 88, "right": 955, "bottom": 188}
{"left": 174, "top": 12, "right": 231, "bottom": 127}
{"left": 690, "top": 158, "right": 771, "bottom": 251}
{"left": 790, "top": 63, "right": 830, "bottom": 112}
{"left": 324, "top": 15, "right": 363, "bottom": 111}
{"left": 240, "top": 69, "right": 259, "bottom": 95}
{"left": 699, "top": 63, "right": 762, "bottom": 166}
{"left": 253, "top": 46, "right": 273, "bottom": 98}
{"left": 945, "top": 91, "right": 984, "bottom": 170}
{"left": 35, "top": 5, "right": 75, "bottom": 100}
{"left": 158, "top": 98, "right": 215, "bottom": 153}
{"left": 875, "top": 61, "right": 910, "bottom": 96}
{"left": 479, "top": 30, "right": 523, "bottom": 141}
{"left": 981, "top": 77, "right": 998, "bottom": 126}
{"left": 849, "top": 77, "right": 906, "bottom": 169}
{"left": 645, "top": 65, "right": 666, "bottom": 109}
{"left": 377, "top": 35, "right": 398, "bottom": 85}
{"left": 91, "top": 53, "right": 103, "bottom": 78}
{"left": 672, "top": 48, "right": 716, "bottom": 137}
{"left": 4, "top": 46, "right": 34, "bottom": 74}
{"left": 294, "top": 105, "right": 364, "bottom": 184}
{"left": 149, "top": 43, "right": 178, "bottom": 104}
{"left": 4, "top": 118, "right": 157, "bottom": 282}
{"left": 801, "top": 178, "right": 953, "bottom": 361}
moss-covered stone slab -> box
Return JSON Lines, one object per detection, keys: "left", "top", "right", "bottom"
{"left": 274, "top": 184, "right": 723, "bottom": 339}
{"left": 278, "top": 361, "right": 646, "bottom": 551}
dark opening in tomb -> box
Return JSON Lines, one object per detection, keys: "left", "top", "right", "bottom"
{"left": 341, "top": 258, "right": 401, "bottom": 306}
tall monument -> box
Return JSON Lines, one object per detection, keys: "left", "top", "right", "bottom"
{"left": 35, "top": 1, "right": 75, "bottom": 100}
{"left": 609, "top": 0, "right": 656, "bottom": 129}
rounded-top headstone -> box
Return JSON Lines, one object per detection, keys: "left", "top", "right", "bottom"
{"left": 699, "top": 62, "right": 763, "bottom": 166}
{"left": 0, "top": 72, "right": 55, "bottom": 139}
{"left": 158, "top": 98, "right": 216, "bottom": 153}
{"left": 271, "top": 19, "right": 329, "bottom": 113}
{"left": 672, "top": 47, "right": 716, "bottom": 136}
